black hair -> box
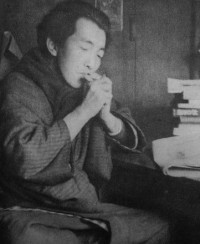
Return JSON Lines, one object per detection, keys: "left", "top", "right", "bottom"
{"left": 37, "top": 0, "right": 111, "bottom": 55}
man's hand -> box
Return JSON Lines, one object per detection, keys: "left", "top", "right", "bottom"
{"left": 83, "top": 73, "right": 122, "bottom": 135}
{"left": 64, "top": 72, "right": 122, "bottom": 140}
{"left": 98, "top": 75, "right": 113, "bottom": 120}
{"left": 63, "top": 73, "right": 113, "bottom": 141}
{"left": 81, "top": 73, "right": 113, "bottom": 119}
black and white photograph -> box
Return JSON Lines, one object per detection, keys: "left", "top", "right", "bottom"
{"left": 0, "top": 0, "right": 200, "bottom": 243}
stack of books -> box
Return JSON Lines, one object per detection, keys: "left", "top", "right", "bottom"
{"left": 168, "top": 78, "right": 200, "bottom": 136}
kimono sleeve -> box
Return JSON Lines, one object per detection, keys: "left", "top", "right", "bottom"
{"left": 109, "top": 99, "right": 146, "bottom": 152}
{"left": 0, "top": 73, "right": 72, "bottom": 180}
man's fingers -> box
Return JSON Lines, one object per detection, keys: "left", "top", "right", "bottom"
{"left": 98, "top": 90, "right": 113, "bottom": 105}
{"left": 84, "top": 73, "right": 102, "bottom": 83}
{"left": 90, "top": 78, "right": 112, "bottom": 93}
{"left": 84, "top": 73, "right": 112, "bottom": 85}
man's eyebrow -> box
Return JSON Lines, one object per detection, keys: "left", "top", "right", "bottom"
{"left": 99, "top": 47, "right": 105, "bottom": 52}
{"left": 79, "top": 38, "right": 93, "bottom": 46}
{"left": 80, "top": 38, "right": 105, "bottom": 51}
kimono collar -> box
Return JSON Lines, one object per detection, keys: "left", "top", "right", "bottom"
{"left": 15, "top": 47, "right": 85, "bottom": 119}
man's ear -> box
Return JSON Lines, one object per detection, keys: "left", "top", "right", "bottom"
{"left": 46, "top": 37, "right": 58, "bottom": 56}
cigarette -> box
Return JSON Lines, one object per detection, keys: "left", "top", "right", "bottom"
{"left": 84, "top": 72, "right": 103, "bottom": 86}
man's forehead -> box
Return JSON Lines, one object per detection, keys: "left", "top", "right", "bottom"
{"left": 74, "top": 18, "right": 106, "bottom": 48}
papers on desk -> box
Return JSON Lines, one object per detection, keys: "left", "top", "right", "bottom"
{"left": 152, "top": 133, "right": 200, "bottom": 181}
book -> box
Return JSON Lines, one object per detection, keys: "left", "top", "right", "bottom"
{"left": 180, "top": 116, "right": 200, "bottom": 123}
{"left": 183, "top": 86, "right": 200, "bottom": 100}
{"left": 173, "top": 108, "right": 200, "bottom": 117}
{"left": 188, "top": 100, "right": 200, "bottom": 106}
{"left": 173, "top": 126, "right": 200, "bottom": 136}
{"left": 177, "top": 123, "right": 200, "bottom": 129}
{"left": 168, "top": 78, "right": 200, "bottom": 93}
{"left": 173, "top": 123, "right": 200, "bottom": 135}
{"left": 177, "top": 102, "right": 200, "bottom": 109}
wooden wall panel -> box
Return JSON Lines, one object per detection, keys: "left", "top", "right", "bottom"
{"left": 0, "top": 0, "right": 6, "bottom": 47}
{"left": 102, "top": 0, "right": 136, "bottom": 108}
{"left": 135, "top": 0, "right": 191, "bottom": 109}
{"left": 193, "top": 0, "right": 200, "bottom": 78}
{"left": 132, "top": 0, "right": 192, "bottom": 142}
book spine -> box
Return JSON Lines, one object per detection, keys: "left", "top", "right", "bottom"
{"left": 177, "top": 103, "right": 200, "bottom": 109}
{"left": 180, "top": 116, "right": 200, "bottom": 123}
{"left": 173, "top": 127, "right": 200, "bottom": 136}
{"left": 183, "top": 86, "right": 200, "bottom": 100}
{"left": 167, "top": 78, "right": 200, "bottom": 93}
{"left": 178, "top": 123, "right": 200, "bottom": 129}
{"left": 173, "top": 108, "right": 200, "bottom": 117}
{"left": 189, "top": 100, "right": 200, "bottom": 106}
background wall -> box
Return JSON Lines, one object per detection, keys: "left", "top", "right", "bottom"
{"left": 1, "top": 0, "right": 199, "bottom": 143}
{"left": 0, "top": 0, "right": 6, "bottom": 47}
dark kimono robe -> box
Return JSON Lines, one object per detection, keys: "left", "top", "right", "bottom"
{"left": 0, "top": 48, "right": 169, "bottom": 244}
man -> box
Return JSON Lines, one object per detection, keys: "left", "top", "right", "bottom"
{"left": 0, "top": 1, "right": 170, "bottom": 243}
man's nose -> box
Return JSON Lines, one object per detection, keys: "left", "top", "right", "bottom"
{"left": 85, "top": 54, "right": 97, "bottom": 71}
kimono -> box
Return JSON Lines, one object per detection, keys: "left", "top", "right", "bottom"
{"left": 0, "top": 48, "right": 169, "bottom": 244}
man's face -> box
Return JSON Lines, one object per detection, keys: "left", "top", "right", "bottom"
{"left": 56, "top": 17, "right": 106, "bottom": 88}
